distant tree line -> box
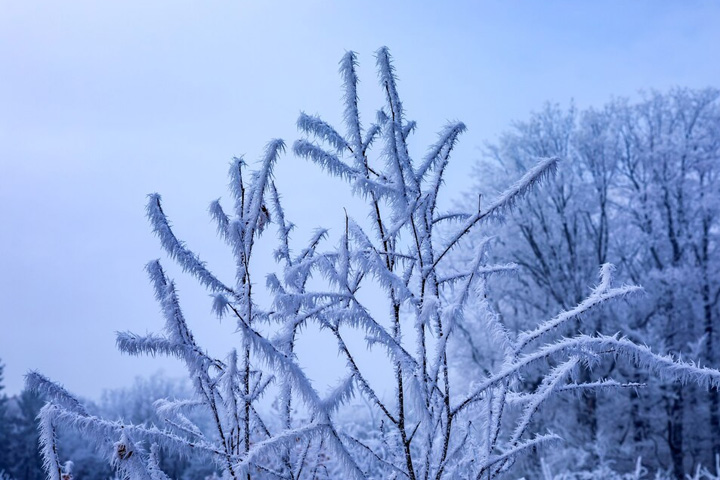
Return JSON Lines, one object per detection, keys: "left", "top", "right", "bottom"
{"left": 0, "top": 363, "right": 215, "bottom": 480}
{"left": 0, "top": 360, "right": 45, "bottom": 480}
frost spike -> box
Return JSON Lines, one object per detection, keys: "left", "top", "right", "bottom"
{"left": 146, "top": 193, "right": 234, "bottom": 294}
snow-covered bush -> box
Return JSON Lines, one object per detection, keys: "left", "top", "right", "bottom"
{"left": 27, "top": 48, "right": 720, "bottom": 480}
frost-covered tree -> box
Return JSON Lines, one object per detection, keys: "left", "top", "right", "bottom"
{"left": 463, "top": 103, "right": 626, "bottom": 467}
{"left": 27, "top": 49, "right": 720, "bottom": 480}
{"left": 467, "top": 89, "right": 720, "bottom": 477}
{"left": 2, "top": 387, "right": 46, "bottom": 480}
{"left": 614, "top": 89, "right": 720, "bottom": 477}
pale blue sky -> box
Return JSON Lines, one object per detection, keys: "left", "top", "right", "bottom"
{"left": 1, "top": 1, "right": 719, "bottom": 398}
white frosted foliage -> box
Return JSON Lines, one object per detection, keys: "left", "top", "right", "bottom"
{"left": 27, "top": 48, "right": 720, "bottom": 480}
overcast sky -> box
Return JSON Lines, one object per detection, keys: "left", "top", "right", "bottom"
{"left": 1, "top": 1, "right": 719, "bottom": 400}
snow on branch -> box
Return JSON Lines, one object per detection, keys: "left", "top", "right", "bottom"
{"left": 432, "top": 157, "right": 559, "bottom": 271}
{"left": 582, "top": 334, "right": 720, "bottom": 388}
{"left": 515, "top": 263, "right": 642, "bottom": 352}
{"left": 146, "top": 193, "right": 233, "bottom": 294}
{"left": 145, "top": 260, "right": 197, "bottom": 347}
{"left": 208, "top": 198, "right": 230, "bottom": 240}
{"left": 348, "top": 220, "right": 415, "bottom": 301}
{"left": 148, "top": 444, "right": 172, "bottom": 480}
{"left": 509, "top": 357, "right": 579, "bottom": 447}
{"left": 297, "top": 112, "right": 350, "bottom": 154}
{"left": 484, "top": 156, "right": 559, "bottom": 216}
{"left": 115, "top": 331, "right": 185, "bottom": 358}
{"left": 375, "top": 47, "right": 404, "bottom": 126}
{"left": 339, "top": 50, "right": 363, "bottom": 157}
{"left": 376, "top": 46, "right": 419, "bottom": 199}
{"left": 362, "top": 122, "right": 382, "bottom": 155}
{"left": 26, "top": 371, "right": 87, "bottom": 416}
{"left": 244, "top": 139, "right": 285, "bottom": 247}
{"left": 476, "top": 432, "right": 561, "bottom": 478}
{"left": 320, "top": 374, "right": 356, "bottom": 415}
{"left": 293, "top": 139, "right": 359, "bottom": 183}
{"left": 437, "top": 263, "right": 517, "bottom": 286}
{"left": 415, "top": 121, "right": 467, "bottom": 182}
{"left": 228, "top": 156, "right": 246, "bottom": 218}
{"left": 38, "top": 404, "right": 63, "bottom": 480}
{"left": 455, "top": 332, "right": 720, "bottom": 416}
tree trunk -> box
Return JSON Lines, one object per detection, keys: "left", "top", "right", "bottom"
{"left": 667, "top": 385, "right": 685, "bottom": 479}
{"left": 701, "top": 240, "right": 719, "bottom": 459}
